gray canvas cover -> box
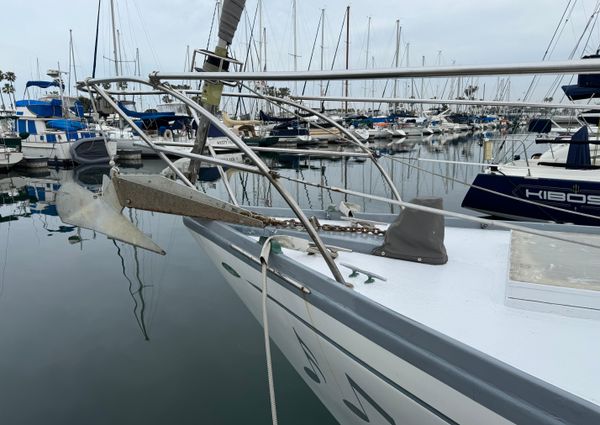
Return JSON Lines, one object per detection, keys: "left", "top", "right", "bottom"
{"left": 70, "top": 137, "right": 111, "bottom": 165}
{"left": 372, "top": 197, "right": 448, "bottom": 265}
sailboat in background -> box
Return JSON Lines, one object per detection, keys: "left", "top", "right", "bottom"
{"left": 463, "top": 59, "right": 600, "bottom": 225}
{"left": 16, "top": 75, "right": 116, "bottom": 165}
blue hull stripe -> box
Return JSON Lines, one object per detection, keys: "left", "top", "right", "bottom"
{"left": 462, "top": 173, "right": 600, "bottom": 225}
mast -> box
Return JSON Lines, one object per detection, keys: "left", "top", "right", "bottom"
{"left": 136, "top": 47, "right": 142, "bottom": 110}
{"left": 421, "top": 55, "right": 425, "bottom": 104}
{"left": 436, "top": 50, "right": 441, "bottom": 98}
{"left": 344, "top": 5, "right": 350, "bottom": 114}
{"left": 393, "top": 19, "right": 400, "bottom": 112}
{"left": 365, "top": 16, "right": 371, "bottom": 101}
{"left": 407, "top": 42, "right": 414, "bottom": 98}
{"left": 68, "top": 29, "right": 73, "bottom": 97}
{"left": 320, "top": 8, "right": 325, "bottom": 97}
{"left": 117, "top": 29, "right": 124, "bottom": 76}
{"left": 371, "top": 55, "right": 375, "bottom": 113}
{"left": 258, "top": 0, "right": 263, "bottom": 72}
{"left": 184, "top": 45, "right": 190, "bottom": 71}
{"left": 110, "top": 0, "right": 120, "bottom": 77}
{"left": 188, "top": 0, "right": 245, "bottom": 182}
{"left": 264, "top": 27, "right": 267, "bottom": 71}
{"left": 56, "top": 62, "right": 66, "bottom": 117}
{"left": 92, "top": 0, "right": 102, "bottom": 79}
{"left": 293, "top": 0, "right": 298, "bottom": 94}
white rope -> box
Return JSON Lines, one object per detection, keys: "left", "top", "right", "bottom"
{"left": 256, "top": 234, "right": 321, "bottom": 424}
{"left": 260, "top": 237, "right": 278, "bottom": 425}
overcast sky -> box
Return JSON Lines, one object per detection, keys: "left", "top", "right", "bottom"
{"left": 1, "top": 0, "right": 599, "bottom": 104}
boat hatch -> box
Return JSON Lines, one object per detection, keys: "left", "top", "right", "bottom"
{"left": 507, "top": 231, "right": 600, "bottom": 319}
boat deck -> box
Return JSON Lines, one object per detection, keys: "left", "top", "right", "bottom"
{"left": 275, "top": 225, "right": 600, "bottom": 405}
{"left": 497, "top": 159, "right": 600, "bottom": 181}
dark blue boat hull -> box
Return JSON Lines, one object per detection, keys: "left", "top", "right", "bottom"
{"left": 462, "top": 173, "right": 600, "bottom": 225}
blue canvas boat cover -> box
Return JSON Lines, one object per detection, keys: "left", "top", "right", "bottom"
{"left": 118, "top": 102, "right": 176, "bottom": 120}
{"left": 25, "top": 80, "right": 63, "bottom": 89}
{"left": 117, "top": 102, "right": 190, "bottom": 131}
{"left": 46, "top": 119, "right": 87, "bottom": 131}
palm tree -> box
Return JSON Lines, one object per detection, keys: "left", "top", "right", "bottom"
{"left": 4, "top": 72, "right": 16, "bottom": 107}
{"left": 2, "top": 84, "right": 14, "bottom": 109}
{"left": 0, "top": 70, "right": 5, "bottom": 110}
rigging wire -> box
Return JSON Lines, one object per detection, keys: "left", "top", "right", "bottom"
{"left": 206, "top": 1, "right": 219, "bottom": 50}
{"left": 92, "top": 0, "right": 102, "bottom": 78}
{"left": 300, "top": 13, "right": 324, "bottom": 96}
{"left": 523, "top": 0, "right": 576, "bottom": 101}
{"left": 545, "top": 0, "right": 600, "bottom": 101}
{"left": 323, "top": 9, "right": 349, "bottom": 98}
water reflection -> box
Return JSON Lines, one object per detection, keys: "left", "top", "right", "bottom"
{"left": 0, "top": 130, "right": 525, "bottom": 339}
{"left": 0, "top": 130, "right": 533, "bottom": 424}
{"left": 0, "top": 164, "right": 157, "bottom": 340}
{"left": 113, "top": 240, "right": 151, "bottom": 341}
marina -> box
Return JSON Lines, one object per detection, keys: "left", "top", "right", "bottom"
{"left": 3, "top": 1, "right": 600, "bottom": 424}
{"left": 0, "top": 134, "right": 489, "bottom": 425}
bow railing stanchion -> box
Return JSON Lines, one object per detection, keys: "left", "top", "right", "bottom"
{"left": 145, "top": 80, "right": 348, "bottom": 286}
{"left": 83, "top": 76, "right": 348, "bottom": 286}
{"left": 171, "top": 85, "right": 240, "bottom": 206}
{"left": 208, "top": 144, "right": 239, "bottom": 206}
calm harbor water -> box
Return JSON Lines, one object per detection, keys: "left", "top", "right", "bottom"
{"left": 0, "top": 132, "right": 533, "bottom": 424}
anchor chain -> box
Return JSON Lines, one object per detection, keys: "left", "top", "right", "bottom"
{"left": 249, "top": 213, "right": 386, "bottom": 236}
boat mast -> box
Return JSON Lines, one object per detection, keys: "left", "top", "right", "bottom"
{"left": 92, "top": 0, "right": 102, "bottom": 79}
{"left": 406, "top": 42, "right": 413, "bottom": 99}
{"left": 393, "top": 19, "right": 400, "bottom": 113}
{"left": 345, "top": 5, "right": 350, "bottom": 114}
{"left": 371, "top": 55, "right": 375, "bottom": 113}
{"left": 365, "top": 16, "right": 371, "bottom": 103}
{"left": 136, "top": 47, "right": 142, "bottom": 110}
{"left": 68, "top": 29, "right": 73, "bottom": 97}
{"left": 110, "top": 0, "right": 120, "bottom": 77}
{"left": 188, "top": 0, "right": 245, "bottom": 182}
{"left": 421, "top": 55, "right": 425, "bottom": 108}
{"left": 117, "top": 29, "right": 124, "bottom": 76}
{"left": 436, "top": 50, "right": 441, "bottom": 98}
{"left": 55, "top": 62, "right": 66, "bottom": 117}
{"left": 320, "top": 8, "right": 325, "bottom": 97}
{"left": 264, "top": 27, "right": 267, "bottom": 71}
{"left": 293, "top": 0, "right": 298, "bottom": 95}
{"left": 258, "top": 0, "right": 263, "bottom": 72}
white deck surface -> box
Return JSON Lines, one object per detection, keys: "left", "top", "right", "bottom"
{"left": 498, "top": 160, "right": 600, "bottom": 181}
{"left": 276, "top": 226, "right": 600, "bottom": 405}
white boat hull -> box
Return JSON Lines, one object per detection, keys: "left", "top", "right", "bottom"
{"left": 21, "top": 141, "right": 73, "bottom": 163}
{"left": 189, "top": 229, "right": 514, "bottom": 425}
{"left": 0, "top": 149, "right": 23, "bottom": 168}
{"left": 21, "top": 140, "right": 117, "bottom": 165}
